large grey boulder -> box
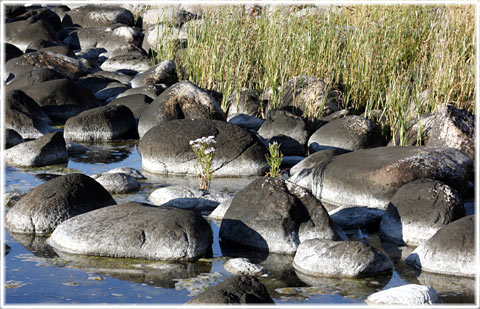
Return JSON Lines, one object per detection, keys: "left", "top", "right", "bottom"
{"left": 5, "top": 67, "right": 65, "bottom": 92}
{"left": 6, "top": 173, "right": 116, "bottom": 234}
{"left": 93, "top": 173, "right": 140, "bottom": 194}
{"left": 5, "top": 89, "right": 55, "bottom": 139}
{"left": 406, "top": 215, "right": 475, "bottom": 277}
{"left": 63, "top": 5, "right": 134, "bottom": 28}
{"left": 138, "top": 81, "right": 225, "bottom": 138}
{"left": 47, "top": 202, "right": 212, "bottom": 261}
{"left": 220, "top": 178, "right": 346, "bottom": 254}
{"left": 366, "top": 284, "right": 440, "bottom": 305}
{"left": 100, "top": 53, "right": 151, "bottom": 74}
{"left": 186, "top": 275, "right": 274, "bottom": 304}
{"left": 142, "top": 24, "right": 188, "bottom": 53}
{"left": 64, "top": 105, "right": 137, "bottom": 142}
{"left": 425, "top": 104, "right": 475, "bottom": 161}
{"left": 4, "top": 132, "right": 67, "bottom": 167}
{"left": 379, "top": 179, "right": 465, "bottom": 246}
{"left": 308, "top": 115, "right": 383, "bottom": 152}
{"left": 226, "top": 89, "right": 262, "bottom": 120}
{"left": 5, "top": 19, "right": 59, "bottom": 52}
{"left": 129, "top": 60, "right": 178, "bottom": 88}
{"left": 139, "top": 119, "right": 266, "bottom": 176}
{"left": 290, "top": 146, "right": 472, "bottom": 210}
{"left": 107, "top": 94, "right": 153, "bottom": 120}
{"left": 293, "top": 238, "right": 393, "bottom": 278}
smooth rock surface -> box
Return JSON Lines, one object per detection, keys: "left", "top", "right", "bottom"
{"left": 129, "top": 60, "right": 178, "bottom": 88}
{"left": 5, "top": 67, "right": 65, "bottom": 91}
{"left": 406, "top": 215, "right": 475, "bottom": 277}
{"left": 63, "top": 5, "right": 134, "bottom": 28}
{"left": 330, "top": 206, "right": 385, "bottom": 230}
{"left": 223, "top": 258, "right": 267, "bottom": 276}
{"left": 220, "top": 178, "right": 346, "bottom": 253}
{"left": 94, "top": 173, "right": 140, "bottom": 194}
{"left": 104, "top": 167, "right": 145, "bottom": 179}
{"left": 47, "top": 202, "right": 212, "bottom": 261}
{"left": 107, "top": 94, "right": 153, "bottom": 120}
{"left": 293, "top": 238, "right": 393, "bottom": 278}
{"left": 366, "top": 284, "right": 439, "bottom": 305}
{"left": 6, "top": 173, "right": 116, "bottom": 234}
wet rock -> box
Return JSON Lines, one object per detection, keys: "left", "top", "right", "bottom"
{"left": 66, "top": 142, "right": 88, "bottom": 154}
{"left": 149, "top": 185, "right": 232, "bottom": 212}
{"left": 47, "top": 202, "right": 212, "bottom": 261}
{"left": 107, "top": 94, "right": 153, "bottom": 120}
{"left": 6, "top": 173, "right": 116, "bottom": 234}
{"left": 425, "top": 104, "right": 475, "bottom": 161}
{"left": 5, "top": 89, "right": 55, "bottom": 139}
{"left": 5, "top": 43, "right": 23, "bottom": 62}
{"left": 220, "top": 178, "right": 346, "bottom": 254}
{"left": 330, "top": 206, "right": 385, "bottom": 231}
{"left": 186, "top": 275, "right": 274, "bottom": 304}
{"left": 19, "top": 78, "right": 98, "bottom": 123}
{"left": 94, "top": 173, "right": 140, "bottom": 194}
{"left": 63, "top": 5, "right": 134, "bottom": 28}
{"left": 290, "top": 146, "right": 472, "bottom": 210}
{"left": 100, "top": 53, "right": 151, "bottom": 74}
{"left": 293, "top": 239, "right": 393, "bottom": 278}
{"left": 4, "top": 191, "right": 27, "bottom": 208}
{"left": 223, "top": 258, "right": 267, "bottom": 276}
{"left": 366, "top": 284, "right": 439, "bottom": 305}
{"left": 5, "top": 51, "right": 89, "bottom": 80}
{"left": 379, "top": 179, "right": 465, "bottom": 246}
{"left": 64, "top": 105, "right": 137, "bottom": 141}
{"left": 308, "top": 115, "right": 383, "bottom": 152}
{"left": 4, "top": 132, "right": 67, "bottom": 168}
{"left": 139, "top": 119, "right": 266, "bottom": 176}
{"left": 228, "top": 114, "right": 264, "bottom": 131}
{"left": 226, "top": 89, "right": 262, "bottom": 119}
{"left": 5, "top": 19, "right": 59, "bottom": 52}
{"left": 5, "top": 67, "right": 65, "bottom": 92}
{"left": 104, "top": 167, "right": 145, "bottom": 179}
{"left": 258, "top": 110, "right": 308, "bottom": 156}
{"left": 5, "top": 129, "right": 24, "bottom": 149}
{"left": 406, "top": 215, "right": 475, "bottom": 277}
{"left": 208, "top": 197, "right": 233, "bottom": 220}
{"left": 138, "top": 81, "right": 225, "bottom": 138}
{"left": 129, "top": 60, "right": 178, "bottom": 88}
{"left": 63, "top": 26, "right": 143, "bottom": 54}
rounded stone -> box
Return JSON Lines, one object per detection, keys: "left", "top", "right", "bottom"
{"left": 366, "top": 284, "right": 439, "bottom": 305}
{"left": 223, "top": 258, "right": 267, "bottom": 276}
{"left": 95, "top": 173, "right": 140, "bottom": 194}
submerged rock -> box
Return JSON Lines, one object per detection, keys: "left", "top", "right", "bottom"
{"left": 366, "top": 284, "right": 440, "bottom": 305}
{"left": 47, "top": 202, "right": 212, "bottom": 261}
{"left": 223, "top": 258, "right": 267, "bottom": 277}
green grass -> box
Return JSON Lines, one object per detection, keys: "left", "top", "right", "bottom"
{"left": 149, "top": 5, "right": 475, "bottom": 145}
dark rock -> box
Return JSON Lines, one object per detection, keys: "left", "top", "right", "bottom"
{"left": 220, "top": 178, "right": 346, "bottom": 253}
{"left": 47, "top": 202, "right": 212, "bottom": 261}
{"left": 63, "top": 5, "right": 134, "bottom": 28}
{"left": 138, "top": 81, "right": 225, "bottom": 138}
{"left": 5, "top": 89, "right": 55, "bottom": 139}
{"left": 6, "top": 67, "right": 65, "bottom": 92}
{"left": 4, "top": 132, "right": 67, "bottom": 167}
{"left": 5, "top": 129, "right": 24, "bottom": 149}
{"left": 129, "top": 60, "right": 178, "bottom": 88}
{"left": 406, "top": 215, "right": 475, "bottom": 277}
{"left": 107, "top": 94, "right": 153, "bottom": 120}
{"left": 139, "top": 119, "right": 266, "bottom": 176}
{"left": 227, "top": 114, "right": 264, "bottom": 131}
{"left": 93, "top": 70, "right": 133, "bottom": 84}
{"left": 8, "top": 8, "right": 61, "bottom": 30}
{"left": 94, "top": 81, "right": 130, "bottom": 102}
{"left": 20, "top": 78, "right": 98, "bottom": 123}
{"left": 5, "top": 5, "right": 26, "bottom": 18}
{"left": 64, "top": 105, "right": 137, "bottom": 141}
{"left": 226, "top": 89, "right": 262, "bottom": 119}
{"left": 308, "top": 115, "right": 383, "bottom": 152}
{"left": 4, "top": 190, "right": 27, "bottom": 208}
{"left": 5, "top": 43, "right": 23, "bottom": 62}
{"left": 5, "top": 19, "right": 59, "bottom": 52}
{"left": 293, "top": 238, "right": 393, "bottom": 278}
{"left": 117, "top": 85, "right": 159, "bottom": 99}
{"left": 330, "top": 206, "right": 385, "bottom": 231}
{"left": 379, "top": 179, "right": 465, "bottom": 246}
{"left": 5, "top": 173, "right": 116, "bottom": 234}
{"left": 37, "top": 45, "right": 75, "bottom": 57}
{"left": 186, "top": 275, "right": 274, "bottom": 304}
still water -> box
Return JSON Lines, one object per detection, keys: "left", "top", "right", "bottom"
{"left": 4, "top": 141, "right": 475, "bottom": 305}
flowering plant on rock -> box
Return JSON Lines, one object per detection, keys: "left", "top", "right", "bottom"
{"left": 190, "top": 136, "right": 216, "bottom": 190}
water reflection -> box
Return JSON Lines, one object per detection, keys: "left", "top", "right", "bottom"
{"left": 416, "top": 271, "right": 475, "bottom": 303}
{"left": 68, "top": 140, "right": 136, "bottom": 164}
{"left": 10, "top": 232, "right": 58, "bottom": 258}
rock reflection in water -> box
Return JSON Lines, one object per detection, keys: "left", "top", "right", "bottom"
{"left": 416, "top": 271, "right": 475, "bottom": 303}
{"left": 69, "top": 141, "right": 136, "bottom": 164}
{"left": 51, "top": 250, "right": 212, "bottom": 289}
{"left": 10, "top": 232, "right": 58, "bottom": 258}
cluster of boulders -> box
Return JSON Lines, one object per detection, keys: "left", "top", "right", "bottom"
{"left": 4, "top": 3, "right": 475, "bottom": 305}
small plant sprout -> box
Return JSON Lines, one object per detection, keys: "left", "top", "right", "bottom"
{"left": 265, "top": 142, "right": 283, "bottom": 178}
{"left": 190, "top": 136, "right": 216, "bottom": 190}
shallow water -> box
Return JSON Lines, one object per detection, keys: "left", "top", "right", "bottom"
{"left": 4, "top": 141, "right": 475, "bottom": 305}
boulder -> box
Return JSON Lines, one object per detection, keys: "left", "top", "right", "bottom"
{"left": 4, "top": 132, "right": 67, "bottom": 168}
{"left": 379, "top": 179, "right": 465, "bottom": 246}
{"left": 142, "top": 24, "right": 188, "bottom": 53}
{"left": 46, "top": 202, "right": 212, "bottom": 261}
{"left": 425, "top": 104, "right": 475, "bottom": 161}
{"left": 330, "top": 206, "right": 385, "bottom": 231}
{"left": 94, "top": 81, "right": 130, "bottom": 102}
{"left": 138, "top": 81, "right": 225, "bottom": 138}
{"left": 366, "top": 284, "right": 439, "bottom": 305}
{"left": 129, "top": 60, "right": 178, "bottom": 88}
{"left": 5, "top": 51, "right": 89, "bottom": 80}
{"left": 293, "top": 238, "right": 393, "bottom": 277}
{"left": 117, "top": 86, "right": 159, "bottom": 99}
{"left": 5, "top": 89, "right": 55, "bottom": 139}
{"left": 4, "top": 191, "right": 27, "bottom": 208}
{"left": 93, "top": 70, "right": 133, "bottom": 84}
{"left": 406, "top": 215, "right": 475, "bottom": 277}
{"left": 290, "top": 146, "right": 472, "bottom": 210}
{"left": 223, "top": 258, "right": 267, "bottom": 277}
{"left": 5, "top": 173, "right": 116, "bottom": 234}
{"left": 139, "top": 119, "right": 266, "bottom": 176}
{"left": 100, "top": 53, "right": 151, "bottom": 74}
{"left": 64, "top": 105, "right": 137, "bottom": 141}
{"left": 186, "top": 275, "right": 274, "bottom": 304}
{"left": 93, "top": 173, "right": 140, "bottom": 194}
{"left": 258, "top": 110, "right": 308, "bottom": 156}
{"left": 19, "top": 78, "right": 98, "bottom": 123}
{"left": 5, "top": 19, "right": 59, "bottom": 52}
{"left": 5, "top": 43, "right": 23, "bottom": 62}
{"left": 149, "top": 185, "right": 232, "bottom": 212}
{"left": 227, "top": 114, "right": 264, "bottom": 131}
{"left": 141, "top": 6, "right": 196, "bottom": 28}
{"left": 308, "top": 115, "right": 383, "bottom": 152}
{"left": 7, "top": 7, "right": 61, "bottom": 30}
{"left": 5, "top": 129, "right": 24, "bottom": 149}
{"left": 219, "top": 178, "right": 346, "bottom": 254}
{"left": 103, "top": 167, "right": 145, "bottom": 179}
{"left": 5, "top": 5, "right": 26, "bottom": 18}
{"left": 226, "top": 89, "right": 262, "bottom": 119}
{"left": 107, "top": 94, "right": 153, "bottom": 120}
{"left": 63, "top": 5, "right": 134, "bottom": 28}
{"left": 5, "top": 67, "right": 65, "bottom": 92}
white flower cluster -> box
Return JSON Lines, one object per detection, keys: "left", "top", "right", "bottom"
{"left": 190, "top": 136, "right": 216, "bottom": 154}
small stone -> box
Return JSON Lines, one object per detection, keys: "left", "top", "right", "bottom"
{"left": 223, "top": 258, "right": 267, "bottom": 276}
